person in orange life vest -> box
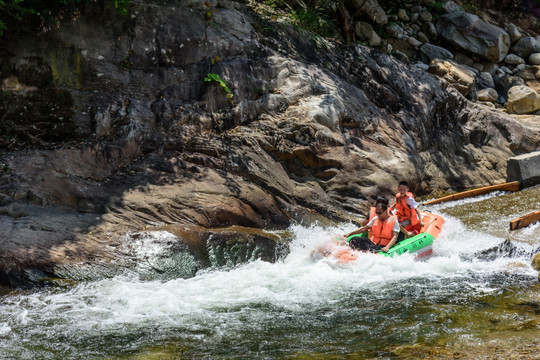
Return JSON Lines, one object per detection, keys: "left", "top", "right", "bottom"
{"left": 358, "top": 196, "right": 389, "bottom": 239}
{"left": 389, "top": 181, "right": 424, "bottom": 238}
{"left": 343, "top": 202, "right": 399, "bottom": 253}
{"left": 360, "top": 196, "right": 389, "bottom": 227}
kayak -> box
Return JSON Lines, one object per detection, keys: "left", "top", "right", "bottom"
{"left": 336, "top": 211, "right": 444, "bottom": 262}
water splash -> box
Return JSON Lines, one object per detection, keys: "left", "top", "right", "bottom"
{"left": 0, "top": 213, "right": 538, "bottom": 359}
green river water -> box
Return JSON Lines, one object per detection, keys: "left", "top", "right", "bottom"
{"left": 0, "top": 186, "right": 538, "bottom": 359}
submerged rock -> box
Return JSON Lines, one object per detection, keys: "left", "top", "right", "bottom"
{"left": 532, "top": 252, "right": 540, "bottom": 281}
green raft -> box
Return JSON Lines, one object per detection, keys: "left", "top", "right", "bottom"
{"left": 347, "top": 232, "right": 435, "bottom": 259}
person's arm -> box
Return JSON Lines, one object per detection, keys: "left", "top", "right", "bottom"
{"left": 345, "top": 217, "right": 376, "bottom": 238}
{"left": 407, "top": 197, "right": 424, "bottom": 227}
{"left": 415, "top": 208, "right": 424, "bottom": 227}
{"left": 360, "top": 212, "right": 370, "bottom": 226}
{"left": 382, "top": 231, "right": 399, "bottom": 252}
{"left": 344, "top": 225, "right": 369, "bottom": 238}
{"left": 399, "top": 223, "right": 413, "bottom": 238}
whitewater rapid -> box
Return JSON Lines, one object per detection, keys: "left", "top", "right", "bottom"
{"left": 0, "top": 194, "right": 538, "bottom": 359}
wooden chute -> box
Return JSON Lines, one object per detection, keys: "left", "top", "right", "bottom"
{"left": 510, "top": 210, "right": 540, "bottom": 230}
{"left": 422, "top": 181, "right": 520, "bottom": 206}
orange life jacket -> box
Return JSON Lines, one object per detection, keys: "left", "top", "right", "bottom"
{"left": 367, "top": 207, "right": 377, "bottom": 238}
{"left": 395, "top": 191, "right": 420, "bottom": 227}
{"left": 368, "top": 207, "right": 377, "bottom": 221}
{"left": 370, "top": 216, "right": 398, "bottom": 246}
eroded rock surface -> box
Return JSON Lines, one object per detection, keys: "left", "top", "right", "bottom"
{"left": 0, "top": 0, "right": 539, "bottom": 286}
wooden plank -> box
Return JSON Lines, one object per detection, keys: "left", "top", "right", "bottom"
{"left": 422, "top": 181, "right": 521, "bottom": 206}
{"left": 510, "top": 210, "right": 540, "bottom": 230}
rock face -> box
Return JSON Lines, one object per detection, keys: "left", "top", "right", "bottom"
{"left": 506, "top": 150, "right": 540, "bottom": 187}
{"left": 0, "top": 0, "right": 539, "bottom": 286}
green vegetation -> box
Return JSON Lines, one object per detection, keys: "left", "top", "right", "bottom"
{"left": 204, "top": 73, "right": 234, "bottom": 104}
{"left": 461, "top": 1, "right": 478, "bottom": 13}
{"left": 289, "top": 3, "right": 337, "bottom": 37}
{"left": 0, "top": 0, "right": 130, "bottom": 38}
{"left": 250, "top": 0, "right": 364, "bottom": 42}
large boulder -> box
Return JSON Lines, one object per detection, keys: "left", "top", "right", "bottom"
{"left": 436, "top": 12, "right": 510, "bottom": 62}
{"left": 507, "top": 150, "right": 540, "bottom": 187}
{"left": 506, "top": 85, "right": 540, "bottom": 114}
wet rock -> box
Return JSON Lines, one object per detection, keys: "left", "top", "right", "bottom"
{"left": 473, "top": 239, "right": 528, "bottom": 261}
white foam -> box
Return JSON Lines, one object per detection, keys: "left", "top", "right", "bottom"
{"left": 0, "top": 215, "right": 537, "bottom": 353}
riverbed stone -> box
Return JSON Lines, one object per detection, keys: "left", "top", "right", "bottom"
{"left": 507, "top": 150, "right": 540, "bottom": 187}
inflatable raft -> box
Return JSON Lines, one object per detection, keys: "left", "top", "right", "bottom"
{"left": 336, "top": 211, "right": 444, "bottom": 262}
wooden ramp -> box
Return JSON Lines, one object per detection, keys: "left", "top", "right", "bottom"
{"left": 423, "top": 181, "right": 520, "bottom": 206}
{"left": 510, "top": 210, "right": 540, "bottom": 230}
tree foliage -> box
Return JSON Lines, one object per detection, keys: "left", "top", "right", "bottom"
{"left": 0, "top": 0, "right": 129, "bottom": 38}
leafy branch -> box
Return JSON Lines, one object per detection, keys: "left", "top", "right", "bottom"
{"left": 204, "top": 73, "right": 234, "bottom": 104}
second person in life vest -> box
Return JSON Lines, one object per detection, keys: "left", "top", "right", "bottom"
{"left": 389, "top": 181, "right": 424, "bottom": 238}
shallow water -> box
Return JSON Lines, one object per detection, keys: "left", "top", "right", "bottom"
{"left": 0, "top": 188, "right": 539, "bottom": 359}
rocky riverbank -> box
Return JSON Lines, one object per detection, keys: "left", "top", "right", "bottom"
{"left": 0, "top": 0, "right": 540, "bottom": 286}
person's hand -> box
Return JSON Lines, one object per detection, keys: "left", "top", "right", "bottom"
{"left": 405, "top": 231, "right": 413, "bottom": 238}
{"left": 382, "top": 246, "right": 390, "bottom": 252}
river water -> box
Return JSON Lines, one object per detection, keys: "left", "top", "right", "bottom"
{"left": 0, "top": 187, "right": 539, "bottom": 359}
